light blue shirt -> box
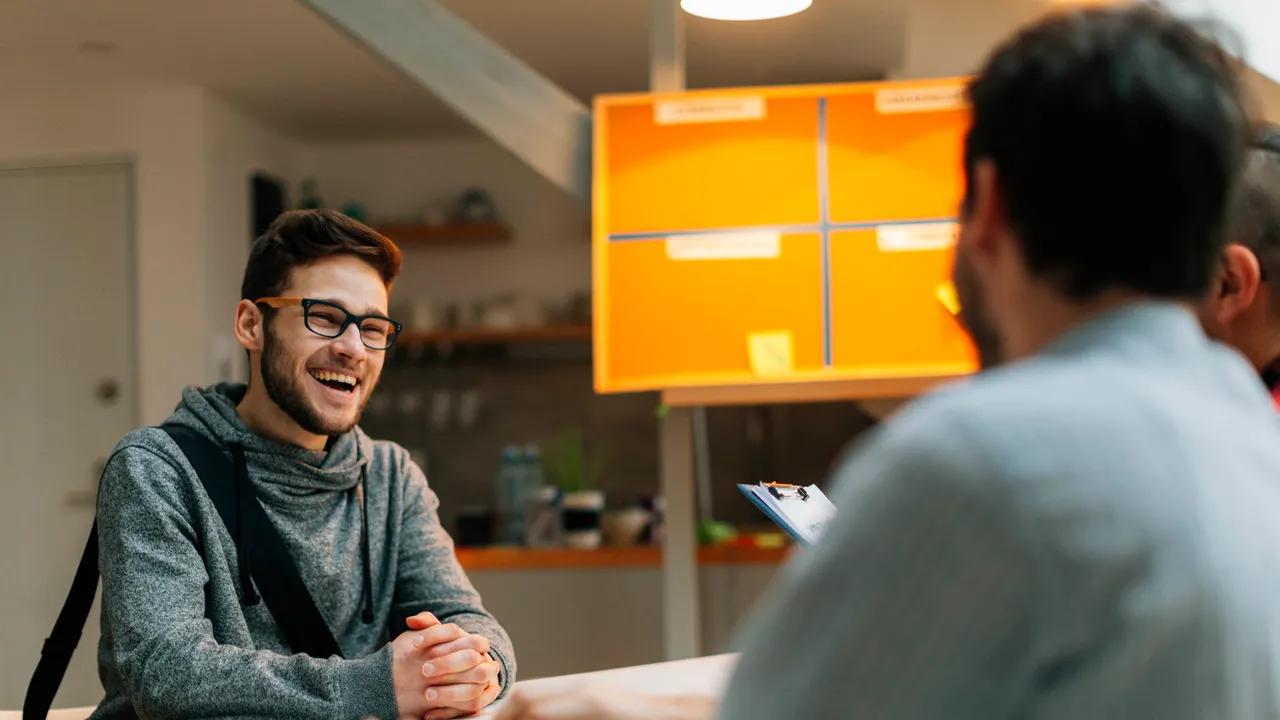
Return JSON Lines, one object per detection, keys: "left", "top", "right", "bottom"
{"left": 722, "top": 302, "right": 1280, "bottom": 719}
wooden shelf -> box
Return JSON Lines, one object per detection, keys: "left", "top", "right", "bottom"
{"left": 399, "top": 324, "right": 592, "bottom": 347}
{"left": 376, "top": 221, "right": 511, "bottom": 246}
{"left": 456, "top": 544, "right": 791, "bottom": 571}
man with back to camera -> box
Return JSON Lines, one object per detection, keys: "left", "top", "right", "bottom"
{"left": 1199, "top": 125, "right": 1280, "bottom": 400}
{"left": 495, "top": 6, "right": 1280, "bottom": 719}
{"left": 91, "top": 210, "right": 513, "bottom": 719}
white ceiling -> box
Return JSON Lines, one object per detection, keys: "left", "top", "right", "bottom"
{"left": 6, "top": 1, "right": 1266, "bottom": 142}
{"left": 0, "top": 0, "right": 908, "bottom": 141}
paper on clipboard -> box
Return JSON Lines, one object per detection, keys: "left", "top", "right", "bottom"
{"left": 737, "top": 483, "right": 837, "bottom": 546}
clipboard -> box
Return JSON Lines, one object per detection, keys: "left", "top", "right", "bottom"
{"left": 736, "top": 482, "right": 837, "bottom": 546}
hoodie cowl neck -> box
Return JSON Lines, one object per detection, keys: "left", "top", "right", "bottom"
{"left": 164, "top": 382, "right": 371, "bottom": 495}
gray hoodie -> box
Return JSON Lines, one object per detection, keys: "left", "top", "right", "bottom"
{"left": 90, "top": 383, "right": 515, "bottom": 719}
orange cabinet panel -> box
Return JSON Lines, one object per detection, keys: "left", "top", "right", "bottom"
{"left": 828, "top": 229, "right": 976, "bottom": 372}
{"left": 826, "top": 93, "right": 968, "bottom": 224}
{"left": 604, "top": 97, "right": 821, "bottom": 234}
{"left": 600, "top": 234, "right": 825, "bottom": 388}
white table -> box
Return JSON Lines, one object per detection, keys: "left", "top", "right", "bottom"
{"left": 5, "top": 655, "right": 739, "bottom": 720}
{"left": 479, "top": 654, "right": 738, "bottom": 716}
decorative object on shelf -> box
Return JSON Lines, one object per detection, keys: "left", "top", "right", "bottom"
{"left": 562, "top": 489, "right": 605, "bottom": 549}
{"left": 341, "top": 201, "right": 369, "bottom": 223}
{"left": 455, "top": 506, "right": 495, "bottom": 547}
{"left": 453, "top": 187, "right": 498, "bottom": 223}
{"left": 602, "top": 506, "right": 652, "bottom": 547}
{"left": 547, "top": 428, "right": 608, "bottom": 549}
{"left": 391, "top": 298, "right": 443, "bottom": 333}
{"left": 374, "top": 221, "right": 511, "bottom": 246}
{"left": 298, "top": 178, "right": 325, "bottom": 209}
{"left": 564, "top": 291, "right": 592, "bottom": 326}
{"left": 494, "top": 445, "right": 528, "bottom": 545}
{"left": 474, "top": 293, "right": 545, "bottom": 331}
{"left": 421, "top": 203, "right": 447, "bottom": 227}
{"left": 696, "top": 519, "right": 738, "bottom": 546}
{"left": 523, "top": 486, "right": 563, "bottom": 548}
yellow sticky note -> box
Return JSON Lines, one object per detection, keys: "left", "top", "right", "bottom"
{"left": 748, "top": 332, "right": 794, "bottom": 377}
{"left": 935, "top": 281, "right": 961, "bottom": 317}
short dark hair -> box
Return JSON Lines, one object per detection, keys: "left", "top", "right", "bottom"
{"left": 240, "top": 209, "right": 403, "bottom": 301}
{"left": 1229, "top": 125, "right": 1280, "bottom": 287}
{"left": 964, "top": 6, "right": 1248, "bottom": 300}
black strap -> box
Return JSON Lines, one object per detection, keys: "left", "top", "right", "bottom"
{"left": 162, "top": 424, "right": 342, "bottom": 660}
{"left": 24, "top": 426, "right": 341, "bottom": 720}
{"left": 23, "top": 520, "right": 100, "bottom": 720}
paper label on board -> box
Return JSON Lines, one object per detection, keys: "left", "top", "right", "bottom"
{"left": 876, "top": 222, "right": 958, "bottom": 252}
{"left": 748, "top": 332, "right": 794, "bottom": 377}
{"left": 875, "top": 85, "right": 967, "bottom": 114}
{"left": 935, "top": 281, "right": 961, "bottom": 317}
{"left": 666, "top": 231, "right": 781, "bottom": 260}
{"left": 654, "top": 96, "right": 766, "bottom": 125}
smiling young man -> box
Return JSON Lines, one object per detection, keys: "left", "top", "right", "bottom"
{"left": 91, "top": 210, "right": 514, "bottom": 719}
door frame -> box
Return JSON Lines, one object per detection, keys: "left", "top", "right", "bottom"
{"left": 0, "top": 156, "right": 141, "bottom": 430}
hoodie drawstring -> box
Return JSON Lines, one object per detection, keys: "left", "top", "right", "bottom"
{"left": 229, "top": 443, "right": 261, "bottom": 607}
{"left": 358, "top": 466, "right": 373, "bottom": 624}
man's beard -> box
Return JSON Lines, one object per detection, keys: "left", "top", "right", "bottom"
{"left": 261, "top": 322, "right": 370, "bottom": 437}
{"left": 952, "top": 244, "right": 1003, "bottom": 369}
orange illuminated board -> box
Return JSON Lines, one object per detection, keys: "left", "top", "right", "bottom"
{"left": 594, "top": 79, "right": 979, "bottom": 395}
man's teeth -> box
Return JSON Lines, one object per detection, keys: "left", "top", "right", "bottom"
{"left": 311, "top": 369, "right": 357, "bottom": 387}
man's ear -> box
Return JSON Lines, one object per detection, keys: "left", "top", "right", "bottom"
{"left": 234, "top": 299, "right": 266, "bottom": 352}
{"left": 963, "top": 159, "right": 1009, "bottom": 260}
{"left": 1212, "top": 244, "right": 1262, "bottom": 325}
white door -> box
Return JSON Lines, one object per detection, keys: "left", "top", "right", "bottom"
{"left": 0, "top": 162, "right": 136, "bottom": 708}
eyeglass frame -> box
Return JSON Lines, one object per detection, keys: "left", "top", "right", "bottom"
{"left": 254, "top": 296, "right": 403, "bottom": 350}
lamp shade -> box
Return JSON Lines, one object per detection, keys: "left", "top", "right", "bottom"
{"left": 680, "top": 0, "right": 813, "bottom": 21}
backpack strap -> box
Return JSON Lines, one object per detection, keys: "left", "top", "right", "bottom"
{"left": 161, "top": 424, "right": 342, "bottom": 659}
{"left": 24, "top": 426, "right": 343, "bottom": 720}
{"left": 23, "top": 520, "right": 101, "bottom": 720}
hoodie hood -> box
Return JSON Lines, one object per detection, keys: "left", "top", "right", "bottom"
{"left": 165, "top": 382, "right": 372, "bottom": 495}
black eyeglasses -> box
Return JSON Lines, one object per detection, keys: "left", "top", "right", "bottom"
{"left": 255, "top": 297, "right": 402, "bottom": 350}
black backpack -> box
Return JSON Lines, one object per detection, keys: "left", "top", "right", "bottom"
{"left": 24, "top": 424, "right": 340, "bottom": 720}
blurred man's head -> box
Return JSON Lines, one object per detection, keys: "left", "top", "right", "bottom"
{"left": 1198, "top": 127, "right": 1280, "bottom": 375}
{"left": 952, "top": 6, "right": 1247, "bottom": 367}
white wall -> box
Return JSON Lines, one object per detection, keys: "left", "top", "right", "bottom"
{"left": 0, "top": 84, "right": 300, "bottom": 423}
{"left": 0, "top": 84, "right": 207, "bottom": 424}
{"left": 298, "top": 138, "right": 591, "bottom": 313}
{"left": 204, "top": 93, "right": 303, "bottom": 385}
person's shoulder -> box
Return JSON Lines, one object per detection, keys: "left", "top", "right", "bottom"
{"left": 109, "top": 425, "right": 188, "bottom": 471}
{"left": 849, "top": 359, "right": 1094, "bottom": 479}
{"left": 99, "top": 425, "right": 201, "bottom": 515}
{"left": 365, "top": 436, "right": 413, "bottom": 471}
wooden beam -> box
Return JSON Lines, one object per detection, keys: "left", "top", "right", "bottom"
{"left": 302, "top": 0, "right": 591, "bottom": 201}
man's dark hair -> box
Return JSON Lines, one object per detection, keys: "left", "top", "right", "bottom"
{"left": 1230, "top": 125, "right": 1280, "bottom": 291}
{"left": 964, "top": 6, "right": 1248, "bottom": 300}
{"left": 241, "top": 209, "right": 403, "bottom": 301}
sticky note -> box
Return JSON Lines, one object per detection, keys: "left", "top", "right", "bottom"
{"left": 935, "top": 281, "right": 961, "bottom": 316}
{"left": 748, "top": 332, "right": 794, "bottom": 377}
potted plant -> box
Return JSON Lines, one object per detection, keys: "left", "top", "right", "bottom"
{"left": 546, "top": 428, "right": 607, "bottom": 549}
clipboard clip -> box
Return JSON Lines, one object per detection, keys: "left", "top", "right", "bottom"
{"left": 761, "top": 482, "right": 808, "bottom": 501}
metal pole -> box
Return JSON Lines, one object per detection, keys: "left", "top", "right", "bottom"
{"left": 652, "top": 0, "right": 698, "bottom": 661}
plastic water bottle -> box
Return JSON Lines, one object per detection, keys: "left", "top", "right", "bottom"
{"left": 522, "top": 443, "right": 544, "bottom": 497}
{"left": 521, "top": 444, "right": 562, "bottom": 547}
{"left": 495, "top": 445, "right": 526, "bottom": 544}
